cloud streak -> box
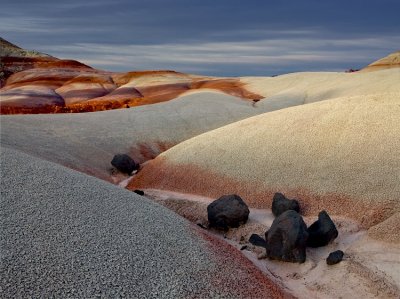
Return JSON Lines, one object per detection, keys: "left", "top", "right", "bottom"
{"left": 40, "top": 34, "right": 400, "bottom": 75}
{"left": 1, "top": 0, "right": 399, "bottom": 75}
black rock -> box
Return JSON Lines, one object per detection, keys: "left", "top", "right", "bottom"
{"left": 271, "top": 192, "right": 300, "bottom": 217}
{"left": 307, "top": 210, "right": 338, "bottom": 248}
{"left": 207, "top": 194, "right": 250, "bottom": 230}
{"left": 326, "top": 250, "right": 344, "bottom": 265}
{"left": 111, "top": 154, "right": 138, "bottom": 174}
{"left": 249, "top": 234, "right": 267, "bottom": 248}
{"left": 133, "top": 189, "right": 144, "bottom": 196}
{"left": 265, "top": 210, "right": 308, "bottom": 263}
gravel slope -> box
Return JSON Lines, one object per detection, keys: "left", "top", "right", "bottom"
{"left": 0, "top": 146, "right": 287, "bottom": 299}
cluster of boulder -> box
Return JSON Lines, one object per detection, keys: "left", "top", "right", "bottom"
{"left": 111, "top": 153, "right": 344, "bottom": 266}
{"left": 207, "top": 193, "right": 343, "bottom": 265}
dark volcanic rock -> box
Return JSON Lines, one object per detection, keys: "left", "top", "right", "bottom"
{"left": 111, "top": 154, "right": 138, "bottom": 174}
{"left": 265, "top": 210, "right": 308, "bottom": 263}
{"left": 249, "top": 234, "right": 267, "bottom": 248}
{"left": 133, "top": 189, "right": 144, "bottom": 196}
{"left": 307, "top": 210, "right": 338, "bottom": 248}
{"left": 271, "top": 192, "right": 300, "bottom": 217}
{"left": 207, "top": 194, "right": 250, "bottom": 230}
{"left": 326, "top": 250, "right": 344, "bottom": 265}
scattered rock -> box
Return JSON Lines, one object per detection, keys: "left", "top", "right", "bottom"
{"left": 240, "top": 245, "right": 248, "bottom": 251}
{"left": 207, "top": 194, "right": 250, "bottom": 230}
{"left": 307, "top": 210, "right": 338, "bottom": 248}
{"left": 133, "top": 189, "right": 144, "bottom": 196}
{"left": 265, "top": 210, "right": 308, "bottom": 263}
{"left": 111, "top": 154, "right": 138, "bottom": 174}
{"left": 326, "top": 250, "right": 344, "bottom": 265}
{"left": 271, "top": 192, "right": 300, "bottom": 217}
{"left": 249, "top": 234, "right": 267, "bottom": 248}
{"left": 196, "top": 222, "right": 207, "bottom": 229}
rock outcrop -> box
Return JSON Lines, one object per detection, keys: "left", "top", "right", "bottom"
{"left": 111, "top": 154, "right": 138, "bottom": 174}
{"left": 271, "top": 192, "right": 300, "bottom": 217}
{"left": 326, "top": 250, "right": 344, "bottom": 265}
{"left": 249, "top": 234, "right": 267, "bottom": 247}
{"left": 133, "top": 190, "right": 145, "bottom": 196}
{"left": 265, "top": 210, "right": 308, "bottom": 263}
{"left": 207, "top": 194, "right": 250, "bottom": 230}
{"left": 307, "top": 210, "right": 338, "bottom": 248}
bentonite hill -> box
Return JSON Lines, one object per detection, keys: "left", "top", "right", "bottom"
{"left": 1, "top": 37, "right": 400, "bottom": 299}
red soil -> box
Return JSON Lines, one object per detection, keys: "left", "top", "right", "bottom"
{"left": 191, "top": 226, "right": 294, "bottom": 298}
{"left": 129, "top": 141, "right": 175, "bottom": 164}
{"left": 191, "top": 79, "right": 263, "bottom": 100}
{"left": 128, "top": 157, "right": 393, "bottom": 229}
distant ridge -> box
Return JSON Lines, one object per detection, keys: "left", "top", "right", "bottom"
{"left": 0, "top": 37, "right": 51, "bottom": 58}
{"left": 361, "top": 50, "right": 400, "bottom": 71}
{"left": 0, "top": 37, "right": 91, "bottom": 88}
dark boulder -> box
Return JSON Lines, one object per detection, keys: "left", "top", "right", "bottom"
{"left": 133, "top": 189, "right": 144, "bottom": 196}
{"left": 207, "top": 194, "right": 250, "bottom": 230}
{"left": 326, "top": 250, "right": 344, "bottom": 265}
{"left": 307, "top": 210, "right": 338, "bottom": 248}
{"left": 265, "top": 210, "right": 308, "bottom": 263}
{"left": 271, "top": 192, "right": 300, "bottom": 217}
{"left": 249, "top": 234, "right": 267, "bottom": 248}
{"left": 111, "top": 154, "right": 138, "bottom": 174}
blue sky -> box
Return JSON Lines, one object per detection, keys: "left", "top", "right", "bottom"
{"left": 1, "top": 0, "right": 399, "bottom": 76}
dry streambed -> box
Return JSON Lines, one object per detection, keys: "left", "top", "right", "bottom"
{"left": 140, "top": 189, "right": 400, "bottom": 299}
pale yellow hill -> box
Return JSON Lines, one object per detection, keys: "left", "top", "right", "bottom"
{"left": 241, "top": 68, "right": 400, "bottom": 112}
{"left": 130, "top": 93, "right": 400, "bottom": 242}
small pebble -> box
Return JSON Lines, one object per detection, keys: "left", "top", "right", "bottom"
{"left": 326, "top": 250, "right": 344, "bottom": 265}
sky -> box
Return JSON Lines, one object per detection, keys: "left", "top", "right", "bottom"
{"left": 1, "top": 0, "right": 399, "bottom": 76}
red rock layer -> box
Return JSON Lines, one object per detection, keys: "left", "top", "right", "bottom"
{"left": 191, "top": 78, "right": 263, "bottom": 100}
{"left": 128, "top": 157, "right": 390, "bottom": 229}
{"left": 1, "top": 54, "right": 264, "bottom": 114}
{"left": 0, "top": 56, "right": 93, "bottom": 87}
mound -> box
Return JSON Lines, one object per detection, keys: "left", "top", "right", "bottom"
{"left": 129, "top": 93, "right": 400, "bottom": 240}
{"left": 0, "top": 68, "right": 260, "bottom": 113}
{"left": 361, "top": 51, "right": 400, "bottom": 72}
{"left": 1, "top": 38, "right": 261, "bottom": 113}
{"left": 0, "top": 92, "right": 260, "bottom": 182}
{"left": 368, "top": 212, "right": 400, "bottom": 243}
{"left": 0, "top": 146, "right": 287, "bottom": 298}
{"left": 242, "top": 68, "right": 400, "bottom": 112}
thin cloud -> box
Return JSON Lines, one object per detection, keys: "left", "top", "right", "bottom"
{"left": 39, "top": 34, "right": 399, "bottom": 75}
{"left": 1, "top": 0, "right": 399, "bottom": 75}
